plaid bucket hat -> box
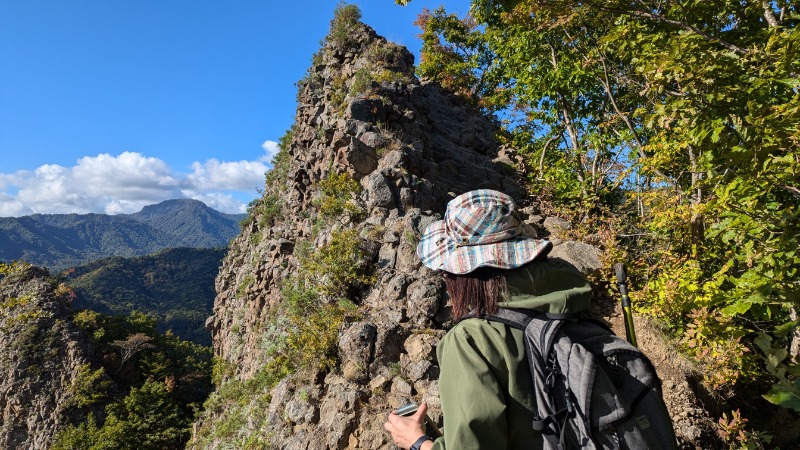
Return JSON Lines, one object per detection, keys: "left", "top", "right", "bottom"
{"left": 417, "top": 189, "right": 552, "bottom": 274}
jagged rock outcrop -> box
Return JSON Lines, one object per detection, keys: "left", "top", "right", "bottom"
{"left": 0, "top": 265, "right": 94, "bottom": 449}
{"left": 191, "top": 14, "right": 714, "bottom": 450}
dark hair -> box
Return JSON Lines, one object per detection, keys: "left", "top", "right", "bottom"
{"left": 443, "top": 267, "right": 508, "bottom": 320}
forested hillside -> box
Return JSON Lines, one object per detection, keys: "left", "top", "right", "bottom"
{"left": 0, "top": 199, "right": 243, "bottom": 269}
{"left": 66, "top": 247, "right": 226, "bottom": 345}
{"left": 0, "top": 262, "right": 212, "bottom": 449}
{"left": 407, "top": 0, "right": 798, "bottom": 444}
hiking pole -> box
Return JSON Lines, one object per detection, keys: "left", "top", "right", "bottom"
{"left": 614, "top": 263, "right": 638, "bottom": 347}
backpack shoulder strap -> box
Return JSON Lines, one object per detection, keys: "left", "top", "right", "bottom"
{"left": 484, "top": 307, "right": 534, "bottom": 329}
{"left": 485, "top": 308, "right": 582, "bottom": 325}
{"left": 486, "top": 308, "right": 583, "bottom": 446}
{"left": 486, "top": 309, "right": 582, "bottom": 355}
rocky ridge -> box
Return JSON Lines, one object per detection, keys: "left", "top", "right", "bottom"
{"left": 191, "top": 14, "right": 717, "bottom": 450}
{"left": 0, "top": 265, "right": 95, "bottom": 449}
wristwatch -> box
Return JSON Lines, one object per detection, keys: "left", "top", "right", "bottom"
{"left": 410, "top": 435, "right": 433, "bottom": 450}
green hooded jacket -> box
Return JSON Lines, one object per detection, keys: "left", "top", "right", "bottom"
{"left": 430, "top": 258, "right": 592, "bottom": 450}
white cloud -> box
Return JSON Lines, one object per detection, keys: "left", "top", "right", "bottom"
{"left": 0, "top": 192, "right": 31, "bottom": 217}
{"left": 261, "top": 140, "right": 280, "bottom": 163}
{"left": 185, "top": 159, "right": 268, "bottom": 192}
{"left": 184, "top": 192, "right": 249, "bottom": 214}
{"left": 0, "top": 150, "right": 270, "bottom": 217}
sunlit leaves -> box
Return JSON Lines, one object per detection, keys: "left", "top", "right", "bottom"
{"left": 415, "top": 0, "right": 800, "bottom": 409}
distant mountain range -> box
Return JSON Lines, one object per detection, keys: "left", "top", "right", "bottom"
{"left": 0, "top": 199, "right": 245, "bottom": 269}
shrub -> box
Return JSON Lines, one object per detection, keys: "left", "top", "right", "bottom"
{"left": 330, "top": 73, "right": 348, "bottom": 112}
{"left": 0, "top": 295, "right": 41, "bottom": 332}
{"left": 211, "top": 356, "right": 235, "bottom": 386}
{"left": 0, "top": 261, "right": 30, "bottom": 278}
{"left": 326, "top": 2, "right": 362, "bottom": 48}
{"left": 350, "top": 67, "right": 374, "bottom": 96}
{"left": 373, "top": 68, "right": 409, "bottom": 84}
{"left": 315, "top": 171, "right": 363, "bottom": 220}
{"left": 236, "top": 274, "right": 254, "bottom": 299}
{"left": 68, "top": 363, "right": 109, "bottom": 408}
{"left": 191, "top": 279, "right": 361, "bottom": 449}
{"left": 245, "top": 193, "right": 283, "bottom": 231}
{"left": 300, "top": 228, "right": 375, "bottom": 298}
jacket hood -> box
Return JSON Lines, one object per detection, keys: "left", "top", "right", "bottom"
{"left": 498, "top": 258, "right": 592, "bottom": 314}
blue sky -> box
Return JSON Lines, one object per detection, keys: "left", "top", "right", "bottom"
{"left": 0, "top": 0, "right": 467, "bottom": 216}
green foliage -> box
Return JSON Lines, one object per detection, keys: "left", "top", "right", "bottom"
{"left": 244, "top": 190, "right": 285, "bottom": 232}
{"left": 243, "top": 125, "right": 294, "bottom": 232}
{"left": 413, "top": 0, "right": 800, "bottom": 431}
{"left": 415, "top": 7, "right": 499, "bottom": 110}
{"left": 192, "top": 212, "right": 374, "bottom": 446}
{"left": 68, "top": 363, "right": 110, "bottom": 408}
{"left": 192, "top": 279, "right": 361, "bottom": 448}
{"left": 281, "top": 281, "right": 361, "bottom": 371}
{"left": 315, "top": 171, "right": 364, "bottom": 220}
{"left": 50, "top": 415, "right": 103, "bottom": 450}
{"left": 350, "top": 67, "right": 375, "bottom": 96}
{"left": 236, "top": 274, "right": 255, "bottom": 300}
{"left": 299, "top": 228, "right": 375, "bottom": 298}
{"left": 329, "top": 73, "right": 349, "bottom": 113}
{"left": 0, "top": 260, "right": 30, "bottom": 277}
{"left": 55, "top": 309, "right": 213, "bottom": 450}
{"left": 755, "top": 332, "right": 800, "bottom": 412}
{"left": 326, "top": 2, "right": 363, "bottom": 48}
{"left": 0, "top": 295, "right": 41, "bottom": 332}
{"left": 102, "top": 380, "right": 188, "bottom": 449}
{"left": 211, "top": 355, "right": 235, "bottom": 386}
{"left": 682, "top": 307, "right": 759, "bottom": 393}
{"left": 67, "top": 247, "right": 225, "bottom": 345}
{"left": 54, "top": 381, "right": 189, "bottom": 450}
{"left": 192, "top": 363, "right": 275, "bottom": 448}
{"left": 372, "top": 68, "right": 410, "bottom": 84}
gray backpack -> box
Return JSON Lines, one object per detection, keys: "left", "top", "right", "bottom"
{"left": 486, "top": 308, "right": 678, "bottom": 450}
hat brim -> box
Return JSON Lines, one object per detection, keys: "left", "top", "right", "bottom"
{"left": 416, "top": 220, "right": 552, "bottom": 275}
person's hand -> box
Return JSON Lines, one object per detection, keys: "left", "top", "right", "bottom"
{"left": 384, "top": 402, "right": 431, "bottom": 449}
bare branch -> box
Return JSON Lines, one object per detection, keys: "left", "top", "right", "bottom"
{"left": 112, "top": 333, "right": 155, "bottom": 374}
{"left": 780, "top": 185, "right": 800, "bottom": 198}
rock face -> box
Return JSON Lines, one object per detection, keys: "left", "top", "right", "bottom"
{"left": 190, "top": 15, "right": 710, "bottom": 450}
{"left": 189, "top": 17, "right": 594, "bottom": 449}
{"left": 0, "top": 265, "right": 93, "bottom": 449}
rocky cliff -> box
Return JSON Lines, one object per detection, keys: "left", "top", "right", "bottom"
{"left": 0, "top": 264, "right": 94, "bottom": 449}
{"left": 190, "top": 11, "right": 717, "bottom": 450}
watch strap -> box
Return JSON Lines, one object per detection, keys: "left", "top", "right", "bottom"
{"left": 410, "top": 435, "right": 432, "bottom": 450}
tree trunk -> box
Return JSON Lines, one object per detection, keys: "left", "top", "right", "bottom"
{"left": 687, "top": 145, "right": 704, "bottom": 257}
{"left": 791, "top": 306, "right": 800, "bottom": 364}
{"left": 762, "top": 1, "right": 780, "bottom": 27}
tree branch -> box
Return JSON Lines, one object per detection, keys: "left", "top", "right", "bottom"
{"left": 619, "top": 8, "right": 750, "bottom": 56}
{"left": 538, "top": 133, "right": 561, "bottom": 179}
{"left": 762, "top": 0, "right": 780, "bottom": 28}
{"left": 780, "top": 185, "right": 800, "bottom": 198}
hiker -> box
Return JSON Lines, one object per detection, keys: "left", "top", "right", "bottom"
{"left": 384, "top": 189, "right": 591, "bottom": 449}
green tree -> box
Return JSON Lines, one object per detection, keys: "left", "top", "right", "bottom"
{"left": 99, "top": 380, "right": 188, "bottom": 450}
{"left": 404, "top": 0, "right": 800, "bottom": 417}
{"left": 55, "top": 309, "right": 212, "bottom": 449}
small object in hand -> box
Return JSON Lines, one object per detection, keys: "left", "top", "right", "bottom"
{"left": 395, "top": 402, "right": 442, "bottom": 437}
